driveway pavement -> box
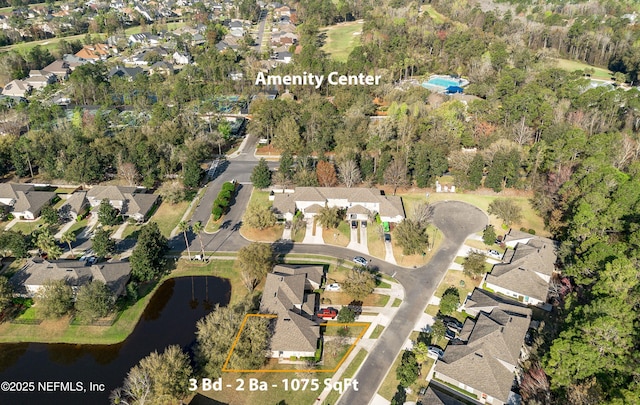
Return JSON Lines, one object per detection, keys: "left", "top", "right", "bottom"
{"left": 384, "top": 240, "right": 396, "bottom": 265}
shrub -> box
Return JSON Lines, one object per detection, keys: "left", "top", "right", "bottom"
{"left": 528, "top": 228, "right": 536, "bottom": 235}
{"left": 222, "top": 182, "right": 236, "bottom": 192}
{"left": 212, "top": 206, "right": 224, "bottom": 220}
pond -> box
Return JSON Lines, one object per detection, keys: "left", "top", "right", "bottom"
{"left": 0, "top": 276, "right": 230, "bottom": 404}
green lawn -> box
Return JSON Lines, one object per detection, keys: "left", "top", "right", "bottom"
{"left": 402, "top": 191, "right": 549, "bottom": 237}
{"left": 66, "top": 218, "right": 89, "bottom": 236}
{"left": 392, "top": 298, "right": 402, "bottom": 307}
{"left": 367, "top": 224, "right": 386, "bottom": 259}
{"left": 149, "top": 200, "right": 190, "bottom": 238}
{"left": 554, "top": 58, "right": 612, "bottom": 81}
{"left": 322, "top": 349, "right": 368, "bottom": 405}
{"left": 369, "top": 324, "right": 385, "bottom": 339}
{"left": 10, "top": 219, "right": 44, "bottom": 234}
{"left": 422, "top": 4, "right": 447, "bottom": 24}
{"left": 247, "top": 189, "right": 272, "bottom": 209}
{"left": 321, "top": 21, "right": 362, "bottom": 62}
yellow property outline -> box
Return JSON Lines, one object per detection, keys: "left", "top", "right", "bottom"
{"left": 221, "top": 313, "right": 369, "bottom": 373}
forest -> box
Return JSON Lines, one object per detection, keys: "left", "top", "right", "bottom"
{"left": 0, "top": 0, "right": 639, "bottom": 401}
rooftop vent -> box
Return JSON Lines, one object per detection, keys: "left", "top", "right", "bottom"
{"left": 475, "top": 353, "right": 483, "bottom": 358}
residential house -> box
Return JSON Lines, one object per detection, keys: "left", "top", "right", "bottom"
{"left": 502, "top": 228, "right": 536, "bottom": 248}
{"left": 275, "top": 51, "right": 292, "bottom": 63}
{"left": 24, "top": 70, "right": 57, "bottom": 91}
{"left": 10, "top": 258, "right": 132, "bottom": 297}
{"left": 42, "top": 60, "right": 75, "bottom": 81}
{"left": 272, "top": 187, "right": 405, "bottom": 223}
{"left": 86, "top": 186, "right": 158, "bottom": 222}
{"left": 484, "top": 236, "right": 556, "bottom": 306}
{"left": 432, "top": 304, "right": 532, "bottom": 404}
{"left": 150, "top": 61, "right": 174, "bottom": 76}
{"left": 63, "top": 54, "right": 90, "bottom": 65}
{"left": 75, "top": 44, "right": 115, "bottom": 62}
{"left": 172, "top": 51, "right": 192, "bottom": 65}
{"left": 274, "top": 5, "right": 291, "bottom": 17}
{"left": 0, "top": 183, "right": 55, "bottom": 220}
{"left": 271, "top": 31, "right": 297, "bottom": 47}
{"left": 460, "top": 288, "right": 531, "bottom": 319}
{"left": 1, "top": 80, "right": 32, "bottom": 98}
{"left": 128, "top": 33, "right": 161, "bottom": 46}
{"left": 259, "top": 264, "right": 323, "bottom": 358}
{"left": 421, "top": 387, "right": 467, "bottom": 405}
{"left": 58, "top": 191, "right": 88, "bottom": 221}
{"left": 108, "top": 66, "right": 144, "bottom": 81}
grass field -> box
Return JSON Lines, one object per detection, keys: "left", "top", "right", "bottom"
{"left": 421, "top": 4, "right": 447, "bottom": 24}
{"left": 10, "top": 219, "right": 44, "bottom": 234}
{"left": 554, "top": 58, "right": 613, "bottom": 81}
{"left": 322, "top": 221, "right": 351, "bottom": 247}
{"left": 150, "top": 200, "right": 190, "bottom": 238}
{"left": 239, "top": 190, "right": 283, "bottom": 242}
{"left": 322, "top": 349, "right": 368, "bottom": 405}
{"left": 400, "top": 191, "right": 549, "bottom": 237}
{"left": 320, "top": 20, "right": 362, "bottom": 63}
{"left": 367, "top": 224, "right": 386, "bottom": 259}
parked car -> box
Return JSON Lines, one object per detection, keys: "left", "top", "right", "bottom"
{"left": 449, "top": 338, "right": 465, "bottom": 345}
{"left": 351, "top": 220, "right": 358, "bottom": 229}
{"left": 316, "top": 307, "right": 338, "bottom": 319}
{"left": 361, "top": 221, "right": 367, "bottom": 228}
{"left": 325, "top": 283, "right": 341, "bottom": 292}
{"left": 487, "top": 249, "right": 501, "bottom": 258}
{"left": 445, "top": 328, "right": 457, "bottom": 340}
{"left": 428, "top": 345, "right": 444, "bottom": 359}
{"left": 384, "top": 233, "right": 391, "bottom": 242}
{"left": 438, "top": 315, "right": 463, "bottom": 332}
{"left": 353, "top": 256, "right": 368, "bottom": 266}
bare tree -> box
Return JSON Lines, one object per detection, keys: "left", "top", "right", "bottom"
{"left": 384, "top": 158, "right": 407, "bottom": 195}
{"left": 117, "top": 157, "right": 140, "bottom": 186}
{"left": 512, "top": 116, "right": 534, "bottom": 146}
{"left": 411, "top": 202, "right": 433, "bottom": 228}
{"left": 338, "top": 159, "right": 362, "bottom": 188}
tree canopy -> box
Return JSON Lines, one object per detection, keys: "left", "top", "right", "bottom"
{"left": 130, "top": 222, "right": 168, "bottom": 282}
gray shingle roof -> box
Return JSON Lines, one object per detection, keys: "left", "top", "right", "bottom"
{"left": 126, "top": 193, "right": 158, "bottom": 218}
{"left": 434, "top": 307, "right": 531, "bottom": 403}
{"left": 12, "top": 190, "right": 55, "bottom": 216}
{"left": 10, "top": 259, "right": 131, "bottom": 296}
{"left": 0, "top": 183, "right": 34, "bottom": 200}
{"left": 288, "top": 187, "right": 405, "bottom": 220}
{"left": 486, "top": 238, "right": 556, "bottom": 302}
{"left": 272, "top": 193, "right": 296, "bottom": 216}
{"left": 87, "top": 185, "right": 138, "bottom": 201}
{"left": 60, "top": 191, "right": 87, "bottom": 214}
{"left": 260, "top": 267, "right": 321, "bottom": 353}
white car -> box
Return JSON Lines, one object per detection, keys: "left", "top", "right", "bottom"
{"left": 353, "top": 256, "right": 368, "bottom": 266}
{"left": 325, "top": 283, "right": 341, "bottom": 292}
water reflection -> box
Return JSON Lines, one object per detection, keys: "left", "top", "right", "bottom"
{"left": 0, "top": 276, "right": 229, "bottom": 404}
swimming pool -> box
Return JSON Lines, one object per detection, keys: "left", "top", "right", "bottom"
{"left": 426, "top": 77, "right": 463, "bottom": 88}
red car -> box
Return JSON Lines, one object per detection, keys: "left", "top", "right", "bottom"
{"left": 316, "top": 308, "right": 338, "bottom": 319}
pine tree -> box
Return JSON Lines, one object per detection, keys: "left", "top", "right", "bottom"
{"left": 251, "top": 158, "right": 271, "bottom": 188}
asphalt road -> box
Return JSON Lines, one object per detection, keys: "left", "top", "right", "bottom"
{"left": 337, "top": 201, "right": 487, "bottom": 405}
{"left": 170, "top": 137, "right": 488, "bottom": 405}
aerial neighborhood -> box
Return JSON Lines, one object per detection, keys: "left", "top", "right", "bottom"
{"left": 0, "top": 0, "right": 638, "bottom": 404}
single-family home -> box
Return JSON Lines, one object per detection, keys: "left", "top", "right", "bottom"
{"left": 2, "top": 80, "right": 32, "bottom": 98}
{"left": 10, "top": 258, "right": 132, "bottom": 297}
{"left": 75, "top": 44, "right": 115, "bottom": 62}
{"left": 484, "top": 236, "right": 556, "bottom": 306}
{"left": 24, "top": 70, "right": 57, "bottom": 91}
{"left": 128, "top": 33, "right": 160, "bottom": 46}
{"left": 432, "top": 305, "right": 532, "bottom": 404}
{"left": 0, "top": 183, "right": 55, "bottom": 220}
{"left": 275, "top": 51, "right": 292, "bottom": 63}
{"left": 272, "top": 187, "right": 405, "bottom": 223}
{"left": 108, "top": 65, "right": 145, "bottom": 80}
{"left": 58, "top": 191, "right": 88, "bottom": 221}
{"left": 259, "top": 264, "right": 323, "bottom": 358}
{"left": 42, "top": 60, "right": 75, "bottom": 81}
{"left": 172, "top": 51, "right": 192, "bottom": 65}
{"left": 86, "top": 186, "right": 158, "bottom": 222}
{"left": 150, "top": 61, "right": 174, "bottom": 76}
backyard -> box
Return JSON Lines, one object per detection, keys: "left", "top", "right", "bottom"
{"left": 554, "top": 58, "right": 613, "bottom": 81}
{"left": 0, "top": 259, "right": 241, "bottom": 344}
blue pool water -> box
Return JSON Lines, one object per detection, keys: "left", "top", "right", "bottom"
{"left": 426, "top": 77, "right": 462, "bottom": 88}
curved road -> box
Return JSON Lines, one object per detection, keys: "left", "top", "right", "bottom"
{"left": 172, "top": 140, "right": 487, "bottom": 405}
